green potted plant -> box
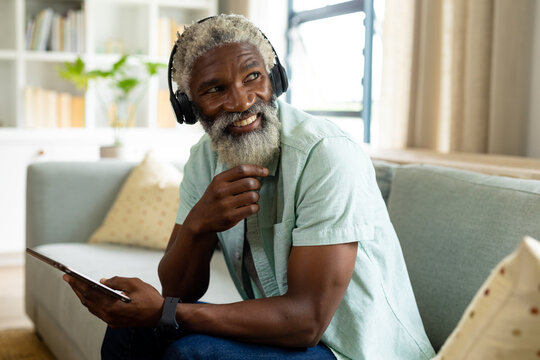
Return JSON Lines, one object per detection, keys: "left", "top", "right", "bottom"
{"left": 58, "top": 55, "right": 165, "bottom": 157}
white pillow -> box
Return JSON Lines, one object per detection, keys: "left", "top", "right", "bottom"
{"left": 89, "top": 152, "right": 182, "bottom": 250}
{"left": 434, "top": 236, "right": 540, "bottom": 359}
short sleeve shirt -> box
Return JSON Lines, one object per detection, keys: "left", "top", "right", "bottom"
{"left": 176, "top": 100, "right": 435, "bottom": 360}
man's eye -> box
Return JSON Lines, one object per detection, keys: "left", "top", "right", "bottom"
{"left": 206, "top": 86, "right": 221, "bottom": 94}
{"left": 245, "top": 72, "right": 260, "bottom": 82}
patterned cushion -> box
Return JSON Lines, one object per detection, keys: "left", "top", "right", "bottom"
{"left": 89, "top": 152, "right": 182, "bottom": 249}
{"left": 434, "top": 236, "right": 540, "bottom": 359}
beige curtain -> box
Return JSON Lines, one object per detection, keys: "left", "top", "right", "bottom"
{"left": 377, "top": 0, "right": 535, "bottom": 155}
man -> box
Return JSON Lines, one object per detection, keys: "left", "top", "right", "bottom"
{"left": 65, "top": 14, "right": 435, "bottom": 359}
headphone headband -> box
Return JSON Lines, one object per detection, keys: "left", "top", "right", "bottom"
{"left": 168, "top": 16, "right": 288, "bottom": 125}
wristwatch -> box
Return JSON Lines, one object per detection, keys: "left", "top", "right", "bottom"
{"left": 155, "top": 297, "right": 182, "bottom": 340}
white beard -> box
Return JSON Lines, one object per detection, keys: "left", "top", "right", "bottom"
{"left": 195, "top": 98, "right": 281, "bottom": 168}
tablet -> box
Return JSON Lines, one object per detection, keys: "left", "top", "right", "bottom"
{"left": 26, "top": 248, "right": 131, "bottom": 303}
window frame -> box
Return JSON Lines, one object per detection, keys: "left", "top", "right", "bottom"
{"left": 285, "top": 0, "right": 374, "bottom": 143}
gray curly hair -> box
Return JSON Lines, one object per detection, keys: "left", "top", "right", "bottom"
{"left": 172, "top": 14, "right": 276, "bottom": 100}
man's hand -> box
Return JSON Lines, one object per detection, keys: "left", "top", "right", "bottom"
{"left": 63, "top": 275, "right": 164, "bottom": 328}
{"left": 183, "top": 164, "right": 268, "bottom": 236}
{"left": 159, "top": 164, "right": 267, "bottom": 302}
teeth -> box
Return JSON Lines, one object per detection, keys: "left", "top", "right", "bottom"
{"left": 232, "top": 114, "right": 257, "bottom": 127}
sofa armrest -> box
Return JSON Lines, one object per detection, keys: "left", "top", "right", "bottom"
{"left": 26, "top": 161, "right": 138, "bottom": 248}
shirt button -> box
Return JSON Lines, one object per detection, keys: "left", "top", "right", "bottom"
{"left": 235, "top": 251, "right": 241, "bottom": 260}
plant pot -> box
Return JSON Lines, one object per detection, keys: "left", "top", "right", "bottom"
{"left": 100, "top": 145, "right": 127, "bottom": 159}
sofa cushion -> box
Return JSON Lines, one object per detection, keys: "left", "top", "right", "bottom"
{"left": 387, "top": 164, "right": 540, "bottom": 351}
{"left": 27, "top": 162, "right": 136, "bottom": 248}
{"left": 434, "top": 236, "right": 540, "bottom": 359}
{"left": 89, "top": 153, "right": 182, "bottom": 249}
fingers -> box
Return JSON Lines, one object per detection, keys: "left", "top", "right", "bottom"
{"left": 64, "top": 274, "right": 118, "bottom": 308}
{"left": 218, "top": 165, "right": 268, "bottom": 182}
{"left": 63, "top": 274, "right": 92, "bottom": 307}
{"left": 100, "top": 276, "right": 130, "bottom": 291}
{"left": 231, "top": 203, "right": 259, "bottom": 220}
{"left": 187, "top": 165, "right": 267, "bottom": 235}
{"left": 226, "top": 177, "right": 262, "bottom": 196}
{"left": 229, "top": 191, "right": 260, "bottom": 209}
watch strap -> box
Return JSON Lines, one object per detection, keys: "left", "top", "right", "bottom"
{"left": 157, "top": 297, "right": 180, "bottom": 332}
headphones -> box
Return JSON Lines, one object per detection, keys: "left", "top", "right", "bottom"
{"left": 168, "top": 16, "right": 289, "bottom": 125}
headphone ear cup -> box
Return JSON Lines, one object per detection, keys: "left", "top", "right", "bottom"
{"left": 177, "top": 92, "right": 197, "bottom": 125}
{"left": 277, "top": 63, "right": 288, "bottom": 94}
{"left": 269, "top": 66, "right": 282, "bottom": 97}
{"left": 170, "top": 90, "right": 184, "bottom": 124}
{"left": 269, "top": 64, "right": 288, "bottom": 98}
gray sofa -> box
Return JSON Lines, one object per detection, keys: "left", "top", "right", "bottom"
{"left": 25, "top": 160, "right": 540, "bottom": 360}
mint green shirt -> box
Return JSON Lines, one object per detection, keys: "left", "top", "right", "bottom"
{"left": 176, "top": 100, "right": 435, "bottom": 359}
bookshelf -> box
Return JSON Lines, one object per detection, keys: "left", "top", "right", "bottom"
{"left": 0, "top": 0, "right": 218, "bottom": 130}
{"left": 0, "top": 0, "right": 217, "bottom": 255}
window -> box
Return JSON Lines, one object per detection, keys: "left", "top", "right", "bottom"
{"left": 286, "top": 0, "right": 378, "bottom": 143}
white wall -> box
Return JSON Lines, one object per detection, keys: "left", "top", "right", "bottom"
{"left": 527, "top": 0, "right": 540, "bottom": 158}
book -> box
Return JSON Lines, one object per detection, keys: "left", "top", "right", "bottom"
{"left": 71, "top": 96, "right": 85, "bottom": 127}
{"left": 25, "top": 19, "right": 35, "bottom": 50}
{"left": 57, "top": 93, "right": 72, "bottom": 128}
{"left": 26, "top": 8, "right": 85, "bottom": 53}
{"left": 30, "top": 10, "right": 43, "bottom": 50}
{"left": 58, "top": 16, "right": 64, "bottom": 51}
{"left": 34, "top": 87, "right": 48, "bottom": 127}
{"left": 68, "top": 10, "right": 77, "bottom": 52}
{"left": 24, "top": 87, "right": 37, "bottom": 127}
{"left": 44, "top": 89, "right": 58, "bottom": 127}
{"left": 25, "top": 87, "right": 85, "bottom": 128}
{"left": 36, "top": 8, "right": 54, "bottom": 51}
{"left": 49, "top": 14, "right": 57, "bottom": 51}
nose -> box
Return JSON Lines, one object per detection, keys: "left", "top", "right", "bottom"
{"left": 223, "top": 83, "right": 256, "bottom": 113}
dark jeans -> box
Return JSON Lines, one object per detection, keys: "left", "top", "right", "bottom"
{"left": 101, "top": 326, "right": 336, "bottom": 360}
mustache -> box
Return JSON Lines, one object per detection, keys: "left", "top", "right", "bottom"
{"left": 198, "top": 98, "right": 277, "bottom": 129}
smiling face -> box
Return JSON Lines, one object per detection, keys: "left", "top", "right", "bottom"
{"left": 188, "top": 42, "right": 281, "bottom": 168}
{"left": 189, "top": 42, "right": 273, "bottom": 133}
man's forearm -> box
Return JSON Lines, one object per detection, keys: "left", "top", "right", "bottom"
{"left": 177, "top": 295, "right": 327, "bottom": 348}
{"left": 158, "top": 224, "right": 218, "bottom": 301}
{"left": 172, "top": 243, "right": 356, "bottom": 348}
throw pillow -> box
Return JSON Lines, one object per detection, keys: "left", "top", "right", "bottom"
{"left": 434, "top": 236, "right": 540, "bottom": 359}
{"left": 89, "top": 152, "right": 182, "bottom": 250}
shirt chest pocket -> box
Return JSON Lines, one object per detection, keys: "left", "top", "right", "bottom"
{"left": 272, "top": 220, "right": 294, "bottom": 294}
